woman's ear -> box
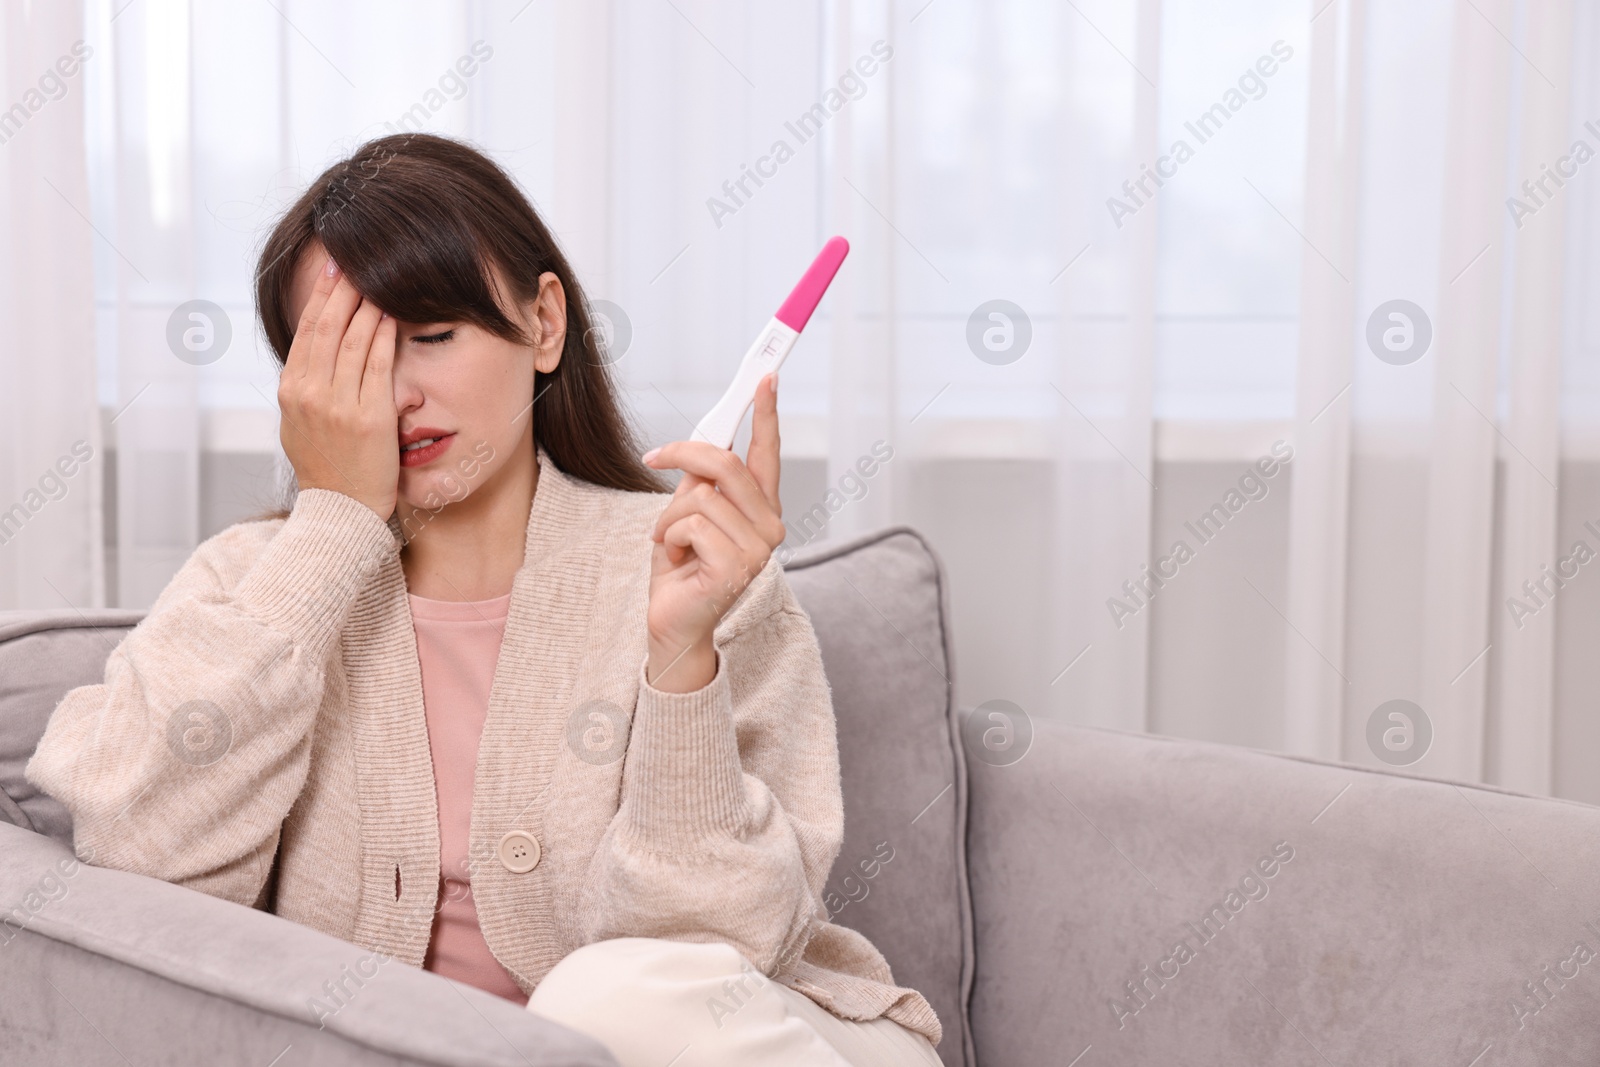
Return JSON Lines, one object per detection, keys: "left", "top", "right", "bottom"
{"left": 528, "top": 271, "right": 566, "bottom": 374}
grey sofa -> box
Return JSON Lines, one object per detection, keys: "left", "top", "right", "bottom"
{"left": 3, "top": 525, "right": 1598, "bottom": 1066}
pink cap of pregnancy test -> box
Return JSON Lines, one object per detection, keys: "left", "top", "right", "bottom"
{"left": 774, "top": 236, "right": 850, "bottom": 332}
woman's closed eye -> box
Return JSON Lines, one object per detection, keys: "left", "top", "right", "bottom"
{"left": 412, "top": 328, "right": 456, "bottom": 345}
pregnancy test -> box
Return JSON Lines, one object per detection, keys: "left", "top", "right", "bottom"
{"left": 690, "top": 236, "right": 850, "bottom": 449}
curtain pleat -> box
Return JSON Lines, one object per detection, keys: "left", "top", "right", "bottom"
{"left": 1282, "top": 0, "right": 1363, "bottom": 760}
{"left": 1417, "top": 0, "right": 1515, "bottom": 784}
{"left": 0, "top": 1, "right": 102, "bottom": 611}
{"left": 1489, "top": 0, "right": 1575, "bottom": 795}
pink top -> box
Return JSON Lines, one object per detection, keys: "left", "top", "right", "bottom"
{"left": 407, "top": 588, "right": 526, "bottom": 1004}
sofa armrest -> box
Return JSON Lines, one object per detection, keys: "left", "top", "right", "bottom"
{"left": 0, "top": 823, "right": 618, "bottom": 1066}
{"left": 966, "top": 717, "right": 1600, "bottom": 1066}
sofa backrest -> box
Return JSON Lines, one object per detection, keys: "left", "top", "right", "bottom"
{"left": 0, "top": 527, "right": 976, "bottom": 1067}
{"left": 963, "top": 715, "right": 1600, "bottom": 1065}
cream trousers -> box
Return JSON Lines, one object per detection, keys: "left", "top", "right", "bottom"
{"left": 525, "top": 937, "right": 943, "bottom": 1067}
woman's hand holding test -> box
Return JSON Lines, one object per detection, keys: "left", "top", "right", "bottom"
{"left": 641, "top": 373, "right": 785, "bottom": 693}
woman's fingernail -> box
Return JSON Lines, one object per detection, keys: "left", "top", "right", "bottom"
{"left": 641, "top": 447, "right": 661, "bottom": 464}
{"left": 325, "top": 256, "right": 339, "bottom": 277}
{"left": 772, "top": 372, "right": 779, "bottom": 393}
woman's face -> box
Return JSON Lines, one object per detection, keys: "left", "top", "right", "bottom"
{"left": 284, "top": 239, "right": 565, "bottom": 516}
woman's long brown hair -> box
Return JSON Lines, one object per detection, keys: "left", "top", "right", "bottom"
{"left": 249, "top": 132, "right": 667, "bottom": 520}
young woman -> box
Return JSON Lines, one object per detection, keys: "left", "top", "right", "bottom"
{"left": 24, "top": 134, "right": 941, "bottom": 1066}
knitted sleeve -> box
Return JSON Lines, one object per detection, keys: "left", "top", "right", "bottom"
{"left": 579, "top": 559, "right": 844, "bottom": 977}
{"left": 23, "top": 488, "right": 397, "bottom": 909}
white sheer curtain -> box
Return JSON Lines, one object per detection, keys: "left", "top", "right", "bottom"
{"left": 0, "top": 0, "right": 102, "bottom": 611}
{"left": 7, "top": 0, "right": 1600, "bottom": 802}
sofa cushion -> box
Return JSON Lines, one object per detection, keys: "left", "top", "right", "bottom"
{"left": 785, "top": 527, "right": 974, "bottom": 1067}
{"left": 0, "top": 610, "right": 144, "bottom": 843}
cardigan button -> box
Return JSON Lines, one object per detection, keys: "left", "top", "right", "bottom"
{"left": 497, "top": 830, "right": 542, "bottom": 873}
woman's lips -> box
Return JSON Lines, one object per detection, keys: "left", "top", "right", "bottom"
{"left": 399, "top": 433, "right": 455, "bottom": 467}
